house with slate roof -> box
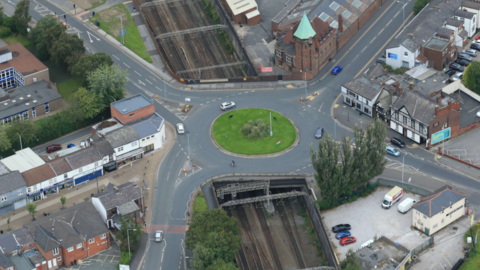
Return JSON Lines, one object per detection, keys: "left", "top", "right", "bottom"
{"left": 0, "top": 228, "right": 35, "bottom": 256}
{"left": 453, "top": 9, "right": 477, "bottom": 37}
{"left": 0, "top": 171, "right": 27, "bottom": 216}
{"left": 444, "top": 18, "right": 468, "bottom": 48}
{"left": 341, "top": 77, "right": 383, "bottom": 117}
{"left": 92, "top": 182, "right": 144, "bottom": 228}
{"left": 275, "top": 13, "right": 337, "bottom": 78}
{"left": 24, "top": 202, "right": 110, "bottom": 269}
{"left": 412, "top": 185, "right": 466, "bottom": 236}
{"left": 0, "top": 252, "right": 14, "bottom": 270}
{"left": 462, "top": 0, "right": 480, "bottom": 28}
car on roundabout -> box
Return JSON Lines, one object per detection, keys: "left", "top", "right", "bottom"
{"left": 220, "top": 101, "right": 235, "bottom": 111}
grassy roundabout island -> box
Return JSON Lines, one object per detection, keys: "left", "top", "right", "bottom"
{"left": 212, "top": 108, "right": 297, "bottom": 155}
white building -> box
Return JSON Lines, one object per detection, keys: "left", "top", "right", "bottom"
{"left": 461, "top": 1, "right": 480, "bottom": 28}
{"left": 412, "top": 185, "right": 466, "bottom": 236}
{"left": 341, "top": 77, "right": 383, "bottom": 117}
{"left": 0, "top": 148, "right": 45, "bottom": 173}
{"left": 444, "top": 18, "right": 468, "bottom": 48}
{"left": 453, "top": 9, "right": 477, "bottom": 37}
{"left": 385, "top": 37, "right": 424, "bottom": 69}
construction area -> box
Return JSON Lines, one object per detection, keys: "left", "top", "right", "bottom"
{"left": 134, "top": 0, "right": 247, "bottom": 80}
{"left": 209, "top": 176, "right": 338, "bottom": 270}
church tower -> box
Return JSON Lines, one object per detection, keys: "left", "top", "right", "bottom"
{"left": 293, "top": 13, "right": 317, "bottom": 76}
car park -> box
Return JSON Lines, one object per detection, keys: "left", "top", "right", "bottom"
{"left": 155, "top": 230, "right": 163, "bottom": 242}
{"left": 452, "top": 73, "right": 463, "bottom": 81}
{"left": 331, "top": 66, "right": 343, "bottom": 75}
{"left": 332, "top": 224, "right": 351, "bottom": 233}
{"left": 335, "top": 231, "right": 351, "bottom": 239}
{"left": 455, "top": 59, "right": 470, "bottom": 66}
{"left": 462, "top": 49, "right": 477, "bottom": 57}
{"left": 315, "top": 127, "right": 324, "bottom": 139}
{"left": 386, "top": 146, "right": 400, "bottom": 157}
{"left": 445, "top": 69, "right": 456, "bottom": 77}
{"left": 46, "top": 144, "right": 62, "bottom": 153}
{"left": 176, "top": 123, "right": 185, "bottom": 134}
{"left": 390, "top": 137, "right": 405, "bottom": 148}
{"left": 340, "top": 236, "right": 356, "bottom": 246}
{"left": 458, "top": 53, "right": 473, "bottom": 62}
{"left": 220, "top": 101, "right": 235, "bottom": 111}
{"left": 449, "top": 63, "right": 465, "bottom": 72}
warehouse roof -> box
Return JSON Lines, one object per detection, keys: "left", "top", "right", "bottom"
{"left": 225, "top": 0, "right": 257, "bottom": 15}
{"left": 0, "top": 148, "right": 45, "bottom": 173}
{"left": 0, "top": 43, "right": 48, "bottom": 76}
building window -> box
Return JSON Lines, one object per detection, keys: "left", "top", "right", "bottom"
{"left": 1, "top": 196, "right": 6, "bottom": 202}
{"left": 286, "top": 55, "right": 292, "bottom": 63}
{"left": 57, "top": 257, "right": 61, "bottom": 262}
{"left": 423, "top": 215, "right": 426, "bottom": 219}
{"left": 129, "top": 113, "right": 135, "bottom": 117}
{"left": 89, "top": 238, "right": 95, "bottom": 244}
{"left": 45, "top": 102, "right": 50, "bottom": 113}
{"left": 132, "top": 142, "right": 137, "bottom": 147}
{"left": 101, "top": 233, "right": 106, "bottom": 239}
{"left": 67, "top": 247, "right": 74, "bottom": 252}
{"left": 18, "top": 190, "right": 23, "bottom": 196}
{"left": 276, "top": 50, "right": 282, "bottom": 58}
{"left": 64, "top": 174, "right": 68, "bottom": 180}
{"left": 32, "top": 107, "right": 36, "bottom": 117}
{"left": 76, "top": 243, "right": 82, "bottom": 249}
{"left": 404, "top": 52, "right": 408, "bottom": 56}
{"left": 364, "top": 107, "right": 370, "bottom": 114}
{"left": 23, "top": 111, "right": 28, "bottom": 120}
{"left": 95, "top": 162, "right": 99, "bottom": 167}
{"left": 142, "top": 139, "right": 145, "bottom": 141}
{"left": 118, "top": 147, "right": 124, "bottom": 152}
{"left": 27, "top": 187, "right": 31, "bottom": 193}
{"left": 53, "top": 248, "right": 59, "bottom": 255}
{"left": 151, "top": 135, "right": 155, "bottom": 137}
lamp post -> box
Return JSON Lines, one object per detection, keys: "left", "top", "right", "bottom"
{"left": 397, "top": 0, "right": 405, "bottom": 23}
{"left": 304, "top": 69, "right": 309, "bottom": 99}
{"left": 127, "top": 229, "right": 137, "bottom": 258}
{"left": 111, "top": 96, "right": 116, "bottom": 102}
{"left": 270, "top": 111, "right": 273, "bottom": 136}
{"left": 402, "top": 153, "right": 409, "bottom": 182}
{"left": 17, "top": 133, "right": 22, "bottom": 150}
{"left": 119, "top": 16, "right": 124, "bottom": 44}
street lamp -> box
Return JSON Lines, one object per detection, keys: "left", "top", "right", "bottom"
{"left": 127, "top": 229, "right": 137, "bottom": 258}
{"left": 397, "top": 0, "right": 405, "bottom": 24}
{"left": 119, "top": 16, "right": 124, "bottom": 45}
{"left": 17, "top": 133, "right": 22, "bottom": 150}
{"left": 111, "top": 96, "right": 116, "bottom": 102}
{"left": 304, "top": 69, "right": 309, "bottom": 99}
{"left": 402, "top": 153, "right": 409, "bottom": 182}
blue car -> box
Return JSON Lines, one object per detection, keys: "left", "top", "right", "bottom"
{"left": 335, "top": 231, "right": 351, "bottom": 239}
{"left": 386, "top": 146, "right": 400, "bottom": 157}
{"left": 332, "top": 66, "right": 343, "bottom": 75}
{"left": 67, "top": 144, "right": 75, "bottom": 148}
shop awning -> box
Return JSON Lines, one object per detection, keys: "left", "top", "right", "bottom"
{"left": 116, "top": 148, "right": 144, "bottom": 162}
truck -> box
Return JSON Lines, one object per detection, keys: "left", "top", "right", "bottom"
{"left": 397, "top": 198, "right": 417, "bottom": 214}
{"left": 382, "top": 186, "right": 403, "bottom": 209}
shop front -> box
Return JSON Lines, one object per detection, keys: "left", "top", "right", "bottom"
{"left": 116, "top": 148, "right": 144, "bottom": 167}
{"left": 57, "top": 179, "right": 74, "bottom": 191}
{"left": 28, "top": 191, "right": 43, "bottom": 202}
{"left": 74, "top": 169, "right": 103, "bottom": 186}
{"left": 103, "top": 161, "right": 117, "bottom": 172}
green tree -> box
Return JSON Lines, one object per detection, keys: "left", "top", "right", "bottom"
{"left": 60, "top": 195, "right": 66, "bottom": 209}
{"left": 26, "top": 202, "right": 37, "bottom": 220}
{"left": 6, "top": 121, "right": 38, "bottom": 148}
{"left": 463, "top": 61, "right": 480, "bottom": 95}
{"left": 71, "top": 87, "right": 105, "bottom": 119}
{"left": 412, "top": 0, "right": 430, "bottom": 15}
{"left": 72, "top": 53, "right": 114, "bottom": 85}
{"left": 0, "top": 128, "right": 11, "bottom": 152}
{"left": 115, "top": 216, "right": 143, "bottom": 253}
{"left": 12, "top": 0, "right": 31, "bottom": 35}
{"left": 0, "top": 6, "right": 5, "bottom": 26}
{"left": 87, "top": 65, "right": 127, "bottom": 106}
{"left": 186, "top": 209, "right": 239, "bottom": 249}
{"left": 205, "top": 259, "right": 238, "bottom": 270}
{"left": 50, "top": 32, "right": 85, "bottom": 71}
{"left": 340, "top": 248, "right": 361, "bottom": 270}
{"left": 29, "top": 15, "right": 65, "bottom": 60}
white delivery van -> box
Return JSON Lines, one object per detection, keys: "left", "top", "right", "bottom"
{"left": 397, "top": 198, "right": 417, "bottom": 214}
{"left": 382, "top": 186, "right": 403, "bottom": 209}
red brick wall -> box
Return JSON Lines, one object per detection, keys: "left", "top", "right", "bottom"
{"left": 34, "top": 244, "right": 58, "bottom": 269}
{"left": 247, "top": 14, "right": 260, "bottom": 25}
{"left": 62, "top": 233, "right": 110, "bottom": 267}
{"left": 111, "top": 103, "right": 155, "bottom": 124}
{"left": 232, "top": 7, "right": 257, "bottom": 24}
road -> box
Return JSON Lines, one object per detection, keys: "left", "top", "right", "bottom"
{"left": 6, "top": 0, "right": 480, "bottom": 268}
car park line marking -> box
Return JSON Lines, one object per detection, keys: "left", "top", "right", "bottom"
{"left": 296, "top": 169, "right": 300, "bottom": 171}
{"left": 212, "top": 99, "right": 216, "bottom": 101}
{"left": 123, "top": 62, "right": 131, "bottom": 68}
{"left": 244, "top": 91, "right": 248, "bottom": 93}
{"left": 200, "top": 103, "right": 204, "bottom": 105}
{"left": 251, "top": 90, "right": 255, "bottom": 92}
{"left": 238, "top": 93, "right": 242, "bottom": 95}
{"left": 206, "top": 101, "right": 210, "bottom": 103}
{"left": 218, "top": 97, "right": 222, "bottom": 100}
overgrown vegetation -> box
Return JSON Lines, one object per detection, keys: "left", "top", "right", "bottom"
{"left": 298, "top": 207, "right": 327, "bottom": 264}
{"left": 203, "top": 0, "right": 220, "bottom": 24}
{"left": 315, "top": 182, "right": 378, "bottom": 211}
{"left": 460, "top": 223, "right": 480, "bottom": 270}
{"left": 381, "top": 63, "right": 408, "bottom": 74}
{"left": 193, "top": 192, "right": 208, "bottom": 217}
{"left": 340, "top": 249, "right": 361, "bottom": 270}
{"left": 413, "top": 0, "right": 431, "bottom": 15}
{"left": 219, "top": 32, "right": 234, "bottom": 54}
{"left": 311, "top": 119, "right": 387, "bottom": 207}
{"left": 116, "top": 216, "right": 143, "bottom": 252}
{"left": 241, "top": 119, "right": 269, "bottom": 140}
{"left": 463, "top": 61, "right": 480, "bottom": 95}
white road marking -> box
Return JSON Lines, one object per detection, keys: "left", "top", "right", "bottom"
{"left": 112, "top": 55, "right": 120, "bottom": 60}
{"left": 134, "top": 70, "right": 142, "bottom": 76}
{"left": 156, "top": 86, "right": 162, "bottom": 91}
{"left": 146, "top": 79, "right": 153, "bottom": 84}
{"left": 123, "top": 62, "right": 131, "bottom": 68}
{"left": 361, "top": 46, "right": 368, "bottom": 53}
{"left": 386, "top": 19, "right": 392, "bottom": 26}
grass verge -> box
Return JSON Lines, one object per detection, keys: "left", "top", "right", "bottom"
{"left": 58, "top": 78, "right": 82, "bottom": 101}
{"left": 212, "top": 108, "right": 296, "bottom": 155}
{"left": 460, "top": 222, "right": 480, "bottom": 270}
{"left": 89, "top": 3, "right": 152, "bottom": 63}
{"left": 193, "top": 193, "right": 208, "bottom": 217}
{"left": 3, "top": 34, "right": 31, "bottom": 48}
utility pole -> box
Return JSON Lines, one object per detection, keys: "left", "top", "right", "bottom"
{"left": 270, "top": 111, "right": 273, "bottom": 136}
{"left": 119, "top": 16, "right": 124, "bottom": 44}
{"left": 304, "top": 69, "right": 308, "bottom": 99}
{"left": 17, "top": 133, "right": 22, "bottom": 150}
{"left": 397, "top": 0, "right": 405, "bottom": 23}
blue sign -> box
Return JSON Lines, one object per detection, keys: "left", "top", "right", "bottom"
{"left": 388, "top": 53, "right": 398, "bottom": 60}
{"left": 119, "top": 28, "right": 126, "bottom": 37}
{"left": 431, "top": 127, "right": 451, "bottom": 144}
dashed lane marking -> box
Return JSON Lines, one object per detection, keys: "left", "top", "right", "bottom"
{"left": 123, "top": 62, "right": 131, "bottom": 68}
{"left": 134, "top": 70, "right": 142, "bottom": 76}
{"left": 112, "top": 55, "right": 120, "bottom": 60}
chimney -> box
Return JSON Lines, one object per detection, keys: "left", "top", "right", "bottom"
{"left": 394, "top": 81, "right": 400, "bottom": 90}
{"left": 370, "top": 78, "right": 375, "bottom": 83}
{"left": 309, "top": 36, "right": 313, "bottom": 44}
{"left": 409, "top": 83, "right": 414, "bottom": 90}
{"left": 113, "top": 186, "right": 119, "bottom": 192}
{"left": 437, "top": 95, "right": 442, "bottom": 104}
{"left": 338, "top": 14, "right": 344, "bottom": 33}
{"left": 0, "top": 49, "right": 12, "bottom": 64}
{"left": 435, "top": 105, "right": 439, "bottom": 116}
{"left": 447, "top": 98, "right": 452, "bottom": 105}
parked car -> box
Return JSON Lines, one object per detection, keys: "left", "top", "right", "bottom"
{"left": 377, "top": 58, "right": 386, "bottom": 64}
{"left": 335, "top": 231, "right": 351, "bottom": 239}
{"left": 340, "top": 236, "right": 357, "bottom": 246}
{"left": 331, "top": 66, "right": 343, "bottom": 75}
{"left": 477, "top": 110, "right": 480, "bottom": 118}
{"left": 445, "top": 69, "right": 456, "bottom": 77}
{"left": 458, "top": 53, "right": 473, "bottom": 62}
{"left": 452, "top": 73, "right": 463, "bottom": 81}
{"left": 220, "top": 101, "right": 235, "bottom": 111}
{"left": 332, "top": 224, "right": 351, "bottom": 233}
{"left": 390, "top": 137, "right": 405, "bottom": 148}
{"left": 67, "top": 144, "right": 75, "bottom": 148}
{"left": 386, "top": 146, "right": 400, "bottom": 157}
{"left": 470, "top": 43, "right": 480, "bottom": 51}
{"left": 315, "top": 127, "right": 324, "bottom": 139}
{"left": 46, "top": 144, "right": 62, "bottom": 153}
{"left": 155, "top": 230, "right": 163, "bottom": 242}
{"left": 176, "top": 123, "right": 185, "bottom": 134}
{"left": 398, "top": 198, "right": 417, "bottom": 214}
{"left": 462, "top": 49, "right": 477, "bottom": 57}
{"left": 455, "top": 59, "right": 470, "bottom": 67}
{"left": 449, "top": 63, "right": 465, "bottom": 72}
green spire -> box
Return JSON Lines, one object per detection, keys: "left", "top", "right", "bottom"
{"left": 294, "top": 13, "right": 316, "bottom": 40}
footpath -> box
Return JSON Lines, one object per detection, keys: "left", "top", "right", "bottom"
{"left": 0, "top": 123, "right": 176, "bottom": 232}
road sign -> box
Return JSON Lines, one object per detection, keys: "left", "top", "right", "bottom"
{"left": 388, "top": 53, "right": 397, "bottom": 60}
{"left": 119, "top": 28, "right": 127, "bottom": 37}
{"left": 431, "top": 127, "right": 451, "bottom": 144}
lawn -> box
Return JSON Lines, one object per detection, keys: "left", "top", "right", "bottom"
{"left": 3, "top": 34, "right": 32, "bottom": 48}
{"left": 58, "top": 78, "right": 82, "bottom": 101}
{"left": 90, "top": 4, "right": 152, "bottom": 63}
{"left": 212, "top": 108, "right": 296, "bottom": 155}
{"left": 193, "top": 193, "right": 208, "bottom": 217}
{"left": 460, "top": 223, "right": 480, "bottom": 270}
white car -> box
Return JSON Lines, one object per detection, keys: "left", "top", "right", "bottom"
{"left": 176, "top": 123, "right": 185, "bottom": 134}
{"left": 155, "top": 230, "right": 163, "bottom": 242}
{"left": 220, "top": 101, "right": 235, "bottom": 111}
{"left": 477, "top": 110, "right": 480, "bottom": 118}
{"left": 452, "top": 72, "right": 463, "bottom": 81}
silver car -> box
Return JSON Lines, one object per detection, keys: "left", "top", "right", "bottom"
{"left": 220, "top": 101, "right": 235, "bottom": 111}
{"left": 176, "top": 123, "right": 185, "bottom": 134}
{"left": 155, "top": 230, "right": 163, "bottom": 242}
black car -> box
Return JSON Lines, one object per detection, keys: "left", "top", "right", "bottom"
{"left": 445, "top": 69, "right": 456, "bottom": 77}
{"left": 390, "top": 137, "right": 406, "bottom": 148}
{"left": 315, "top": 127, "right": 324, "bottom": 139}
{"left": 458, "top": 54, "right": 473, "bottom": 62}
{"left": 332, "top": 224, "right": 352, "bottom": 233}
{"left": 455, "top": 59, "right": 470, "bottom": 67}
{"left": 470, "top": 43, "right": 480, "bottom": 51}
{"left": 449, "top": 63, "right": 465, "bottom": 72}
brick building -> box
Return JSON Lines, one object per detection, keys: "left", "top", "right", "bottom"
{"left": 222, "top": 0, "right": 259, "bottom": 24}
{"left": 24, "top": 202, "right": 110, "bottom": 269}
{"left": 275, "top": 13, "right": 337, "bottom": 78}
{"left": 423, "top": 28, "right": 457, "bottom": 71}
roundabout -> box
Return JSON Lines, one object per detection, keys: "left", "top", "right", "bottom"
{"left": 211, "top": 108, "right": 298, "bottom": 156}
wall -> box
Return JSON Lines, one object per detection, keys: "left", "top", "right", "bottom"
{"left": 463, "top": 7, "right": 480, "bottom": 28}
{"left": 428, "top": 198, "right": 465, "bottom": 235}
{"left": 24, "top": 69, "right": 50, "bottom": 85}
{"left": 115, "top": 140, "right": 140, "bottom": 156}
{"left": 34, "top": 98, "right": 64, "bottom": 118}
{"left": 62, "top": 233, "right": 110, "bottom": 267}
{"left": 110, "top": 103, "right": 155, "bottom": 125}
{"left": 247, "top": 14, "right": 260, "bottom": 25}
{"left": 386, "top": 45, "right": 418, "bottom": 69}
{"left": 0, "top": 186, "right": 26, "bottom": 208}
{"left": 35, "top": 244, "right": 61, "bottom": 270}
{"left": 428, "top": 102, "right": 461, "bottom": 142}
{"left": 91, "top": 197, "right": 108, "bottom": 224}
{"left": 138, "top": 128, "right": 163, "bottom": 150}
{"left": 232, "top": 7, "right": 257, "bottom": 24}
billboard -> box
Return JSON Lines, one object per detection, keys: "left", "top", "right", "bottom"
{"left": 431, "top": 127, "right": 451, "bottom": 144}
{"left": 388, "top": 52, "right": 398, "bottom": 60}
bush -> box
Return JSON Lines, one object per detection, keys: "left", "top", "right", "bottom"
{"left": 241, "top": 119, "right": 270, "bottom": 140}
{"left": 0, "top": 26, "right": 12, "bottom": 38}
{"left": 413, "top": 0, "right": 431, "bottom": 15}
{"left": 117, "top": 252, "right": 131, "bottom": 269}
{"left": 3, "top": 17, "right": 15, "bottom": 32}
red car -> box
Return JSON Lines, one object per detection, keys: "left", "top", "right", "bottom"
{"left": 340, "top": 236, "right": 356, "bottom": 246}
{"left": 46, "top": 144, "right": 62, "bottom": 153}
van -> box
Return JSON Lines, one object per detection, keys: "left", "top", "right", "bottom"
{"left": 382, "top": 186, "right": 403, "bottom": 209}
{"left": 361, "top": 239, "right": 374, "bottom": 248}
{"left": 397, "top": 198, "right": 417, "bottom": 214}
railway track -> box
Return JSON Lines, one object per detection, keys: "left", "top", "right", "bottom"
{"left": 254, "top": 206, "right": 283, "bottom": 270}
{"left": 278, "top": 203, "right": 306, "bottom": 268}
{"left": 236, "top": 207, "right": 265, "bottom": 270}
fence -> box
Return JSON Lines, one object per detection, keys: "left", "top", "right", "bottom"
{"left": 411, "top": 236, "right": 434, "bottom": 256}
{"left": 376, "top": 178, "right": 433, "bottom": 197}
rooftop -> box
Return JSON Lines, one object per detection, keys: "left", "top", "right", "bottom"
{"left": 355, "top": 237, "right": 410, "bottom": 270}
{"left": 445, "top": 18, "right": 462, "bottom": 27}
{"left": 64, "top": 146, "right": 103, "bottom": 170}
{"left": 343, "top": 77, "right": 383, "bottom": 100}
{"left": 0, "top": 148, "right": 45, "bottom": 173}
{"left": 294, "top": 13, "right": 317, "bottom": 39}
{"left": 0, "top": 228, "right": 35, "bottom": 254}
{"left": 0, "top": 252, "right": 13, "bottom": 269}
{"left": 413, "top": 185, "right": 466, "bottom": 217}
{"left": 21, "top": 163, "right": 56, "bottom": 187}
{"left": 425, "top": 36, "right": 449, "bottom": 51}
{"left": 9, "top": 253, "right": 34, "bottom": 270}
{"left": 111, "top": 94, "right": 153, "bottom": 115}
{"left": 225, "top": 0, "right": 257, "bottom": 15}
{"left": 462, "top": 0, "right": 480, "bottom": 10}
{"left": 414, "top": 73, "right": 449, "bottom": 97}
{"left": 0, "top": 171, "right": 26, "bottom": 194}
{"left": 392, "top": 89, "right": 438, "bottom": 124}
{"left": 272, "top": 0, "right": 302, "bottom": 23}
{"left": 454, "top": 9, "right": 475, "bottom": 19}
{"left": 104, "top": 113, "right": 164, "bottom": 148}
{"left": 0, "top": 43, "right": 48, "bottom": 76}
{"left": 94, "top": 182, "right": 143, "bottom": 210}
